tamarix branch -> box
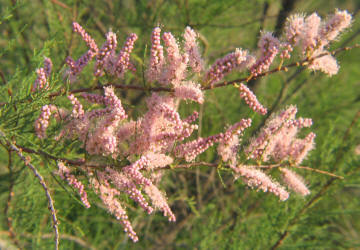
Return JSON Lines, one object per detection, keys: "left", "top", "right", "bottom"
{"left": 13, "top": 9, "right": 356, "bottom": 244}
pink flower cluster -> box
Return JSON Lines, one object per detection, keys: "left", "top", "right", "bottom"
{"left": 246, "top": 105, "right": 315, "bottom": 163}
{"left": 65, "top": 22, "right": 139, "bottom": 82}
{"left": 57, "top": 162, "right": 90, "bottom": 208}
{"left": 234, "top": 166, "right": 290, "bottom": 201}
{"left": 238, "top": 83, "right": 267, "bottom": 115}
{"left": 285, "top": 9, "right": 352, "bottom": 75}
{"left": 250, "top": 32, "right": 280, "bottom": 76}
{"left": 34, "top": 104, "right": 58, "bottom": 138}
{"left": 31, "top": 10, "right": 352, "bottom": 241}
{"left": 32, "top": 57, "right": 52, "bottom": 91}
{"left": 204, "top": 48, "right": 254, "bottom": 85}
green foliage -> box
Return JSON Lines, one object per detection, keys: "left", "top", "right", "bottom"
{"left": 0, "top": 0, "right": 359, "bottom": 249}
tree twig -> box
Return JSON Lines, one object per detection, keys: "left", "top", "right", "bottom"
{"left": 0, "top": 131, "right": 60, "bottom": 250}
{"left": 3, "top": 148, "right": 21, "bottom": 249}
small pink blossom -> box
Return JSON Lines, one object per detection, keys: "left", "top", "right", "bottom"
{"left": 250, "top": 32, "right": 280, "bottom": 76}
{"left": 57, "top": 162, "right": 90, "bottom": 208}
{"left": 235, "top": 166, "right": 289, "bottom": 201}
{"left": 302, "top": 13, "right": 321, "bottom": 53}
{"left": 73, "top": 22, "right": 98, "bottom": 54}
{"left": 174, "top": 81, "right": 204, "bottom": 103}
{"left": 285, "top": 14, "right": 305, "bottom": 45}
{"left": 239, "top": 83, "right": 267, "bottom": 115}
{"left": 144, "top": 152, "right": 173, "bottom": 169}
{"left": 43, "top": 57, "right": 53, "bottom": 78}
{"left": 205, "top": 48, "right": 254, "bottom": 85}
{"left": 90, "top": 172, "right": 138, "bottom": 242}
{"left": 34, "top": 104, "right": 58, "bottom": 138}
{"left": 144, "top": 184, "right": 176, "bottom": 222}
{"left": 95, "top": 31, "right": 117, "bottom": 76}
{"left": 68, "top": 94, "right": 84, "bottom": 119}
{"left": 320, "top": 9, "right": 352, "bottom": 46}
{"left": 183, "top": 26, "right": 204, "bottom": 73}
{"left": 146, "top": 27, "right": 164, "bottom": 82}
{"left": 308, "top": 50, "right": 339, "bottom": 76}
{"left": 280, "top": 168, "right": 310, "bottom": 196}
{"left": 160, "top": 32, "right": 188, "bottom": 86}
{"left": 114, "top": 33, "right": 138, "bottom": 78}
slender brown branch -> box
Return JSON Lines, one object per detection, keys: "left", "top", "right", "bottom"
{"left": 48, "top": 83, "right": 173, "bottom": 98}
{"left": 0, "top": 132, "right": 59, "bottom": 250}
{"left": 293, "top": 165, "right": 344, "bottom": 179}
{"left": 16, "top": 143, "right": 344, "bottom": 180}
{"left": 17, "top": 144, "right": 86, "bottom": 166}
{"left": 3, "top": 148, "right": 21, "bottom": 249}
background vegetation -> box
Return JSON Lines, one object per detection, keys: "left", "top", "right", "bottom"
{"left": 0, "top": 0, "right": 359, "bottom": 249}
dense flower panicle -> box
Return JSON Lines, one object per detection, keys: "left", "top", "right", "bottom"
{"left": 114, "top": 33, "right": 138, "bottom": 77}
{"left": 245, "top": 106, "right": 314, "bottom": 162}
{"left": 308, "top": 50, "right": 339, "bottom": 76}
{"left": 175, "top": 134, "right": 223, "bottom": 162}
{"left": 157, "top": 103, "right": 183, "bottom": 131}
{"left": 90, "top": 172, "right": 138, "bottom": 242}
{"left": 302, "top": 13, "right": 321, "bottom": 53}
{"left": 85, "top": 116, "right": 119, "bottom": 156}
{"left": 174, "top": 81, "right": 204, "bottom": 103}
{"left": 205, "top": 48, "right": 254, "bottom": 85}
{"left": 104, "top": 86, "right": 127, "bottom": 120}
{"left": 235, "top": 166, "right": 289, "bottom": 201}
{"left": 73, "top": 22, "right": 98, "bottom": 54}
{"left": 43, "top": 57, "right": 53, "bottom": 78}
{"left": 280, "top": 42, "right": 293, "bottom": 59}
{"left": 250, "top": 32, "right": 280, "bottom": 76}
{"left": 32, "top": 68, "right": 48, "bottom": 92}
{"left": 95, "top": 31, "right": 118, "bottom": 76}
{"left": 145, "top": 152, "right": 174, "bottom": 169}
{"left": 105, "top": 167, "right": 153, "bottom": 214}
{"left": 217, "top": 134, "right": 239, "bottom": 166}
{"left": 81, "top": 93, "right": 106, "bottom": 104}
{"left": 123, "top": 156, "right": 152, "bottom": 186}
{"left": 64, "top": 23, "right": 99, "bottom": 80}
{"left": 68, "top": 94, "right": 84, "bottom": 119}
{"left": 286, "top": 117, "right": 312, "bottom": 128}
{"left": 79, "top": 88, "right": 126, "bottom": 156}
{"left": 280, "top": 168, "right": 310, "bottom": 196}
{"left": 285, "top": 14, "right": 305, "bottom": 45}
{"left": 238, "top": 83, "right": 267, "bottom": 115}
{"left": 183, "top": 26, "right": 204, "bottom": 73}
{"left": 57, "top": 162, "right": 90, "bottom": 208}
{"left": 227, "top": 118, "right": 253, "bottom": 135}
{"left": 319, "top": 9, "right": 352, "bottom": 46}
{"left": 132, "top": 93, "right": 191, "bottom": 154}
{"left": 34, "top": 104, "right": 58, "bottom": 138}
{"left": 144, "top": 184, "right": 176, "bottom": 222}
{"left": 183, "top": 111, "right": 199, "bottom": 124}
{"left": 218, "top": 119, "right": 252, "bottom": 166}
{"left": 116, "top": 121, "right": 137, "bottom": 143}
{"left": 160, "top": 32, "right": 188, "bottom": 86}
{"left": 289, "top": 132, "right": 316, "bottom": 164}
{"left": 147, "top": 27, "right": 165, "bottom": 82}
{"left": 65, "top": 50, "right": 95, "bottom": 81}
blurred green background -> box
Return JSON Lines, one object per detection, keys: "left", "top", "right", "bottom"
{"left": 0, "top": 0, "right": 359, "bottom": 249}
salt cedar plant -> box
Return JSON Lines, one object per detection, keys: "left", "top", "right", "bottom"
{"left": 0, "top": 6, "right": 359, "bottom": 249}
